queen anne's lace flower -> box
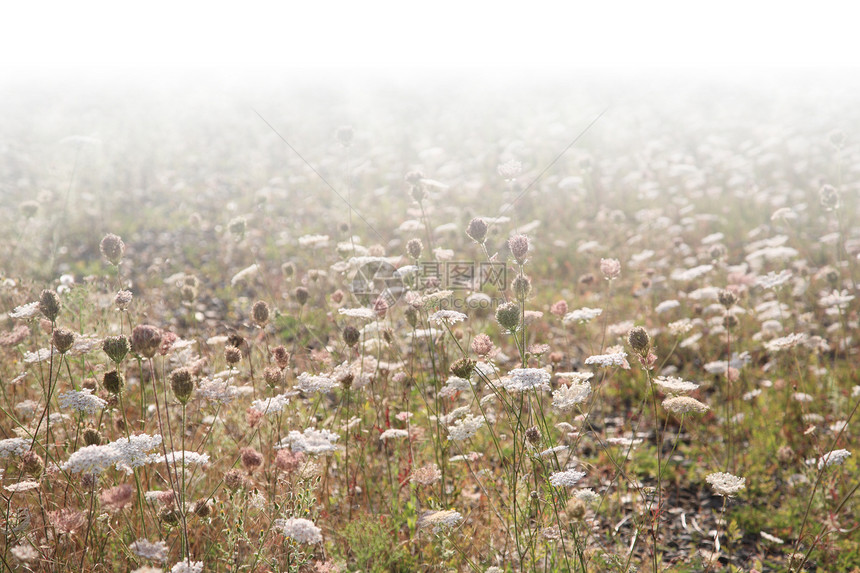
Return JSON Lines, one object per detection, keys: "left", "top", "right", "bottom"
{"left": 429, "top": 310, "right": 467, "bottom": 325}
{"left": 379, "top": 429, "right": 409, "bottom": 441}
{"left": 63, "top": 433, "right": 163, "bottom": 474}
{"left": 0, "top": 437, "right": 29, "bottom": 458}
{"left": 552, "top": 382, "right": 592, "bottom": 411}
{"left": 447, "top": 414, "right": 485, "bottom": 441}
{"left": 250, "top": 393, "right": 290, "bottom": 415}
{"left": 295, "top": 372, "right": 338, "bottom": 394}
{"left": 562, "top": 307, "right": 603, "bottom": 325}
{"left": 58, "top": 389, "right": 107, "bottom": 415}
{"left": 170, "top": 560, "right": 204, "bottom": 573}
{"left": 151, "top": 451, "right": 210, "bottom": 467}
{"left": 504, "top": 368, "right": 550, "bottom": 392}
{"left": 275, "top": 517, "right": 322, "bottom": 544}
{"left": 338, "top": 307, "right": 376, "bottom": 320}
{"left": 653, "top": 376, "right": 699, "bottom": 393}
{"left": 584, "top": 352, "right": 628, "bottom": 367}
{"left": 417, "top": 510, "right": 463, "bottom": 532}
{"left": 549, "top": 469, "right": 586, "bottom": 487}
{"left": 279, "top": 428, "right": 339, "bottom": 455}
{"left": 808, "top": 449, "right": 851, "bottom": 470}
{"left": 662, "top": 396, "right": 709, "bottom": 415}
{"left": 130, "top": 539, "right": 169, "bottom": 563}
{"left": 9, "top": 302, "right": 39, "bottom": 319}
{"left": 705, "top": 472, "right": 745, "bottom": 496}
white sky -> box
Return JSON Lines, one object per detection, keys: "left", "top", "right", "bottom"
{"left": 3, "top": 1, "right": 859, "bottom": 81}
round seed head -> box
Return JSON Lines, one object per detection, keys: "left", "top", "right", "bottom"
{"left": 103, "top": 370, "right": 124, "bottom": 394}
{"left": 192, "top": 499, "right": 211, "bottom": 518}
{"left": 471, "top": 333, "right": 494, "bottom": 356}
{"left": 240, "top": 447, "right": 263, "bottom": 473}
{"left": 294, "top": 286, "right": 309, "bottom": 306}
{"left": 99, "top": 233, "right": 125, "bottom": 265}
{"left": 566, "top": 497, "right": 587, "bottom": 521}
{"left": 52, "top": 327, "right": 75, "bottom": 354}
{"left": 169, "top": 367, "right": 194, "bottom": 404}
{"left": 406, "top": 238, "right": 423, "bottom": 260}
{"left": 495, "top": 302, "right": 521, "bottom": 332}
{"left": 21, "top": 450, "right": 44, "bottom": 477}
{"left": 225, "top": 346, "right": 242, "bottom": 366}
{"left": 272, "top": 345, "right": 290, "bottom": 369}
{"left": 627, "top": 326, "right": 651, "bottom": 355}
{"left": 525, "top": 425, "right": 541, "bottom": 446}
{"left": 131, "top": 325, "right": 162, "bottom": 358}
{"left": 39, "top": 289, "right": 61, "bottom": 322}
{"left": 450, "top": 357, "right": 476, "bottom": 379}
{"left": 508, "top": 234, "right": 530, "bottom": 265}
{"left": 114, "top": 290, "right": 133, "bottom": 310}
{"left": 342, "top": 325, "right": 361, "bottom": 348}
{"left": 718, "top": 289, "right": 737, "bottom": 308}
{"left": 466, "top": 217, "right": 488, "bottom": 243}
{"left": 512, "top": 274, "right": 532, "bottom": 300}
{"left": 102, "top": 335, "right": 130, "bottom": 364}
{"left": 263, "top": 366, "right": 282, "bottom": 388}
{"left": 404, "top": 306, "right": 419, "bottom": 328}
{"left": 251, "top": 300, "right": 270, "bottom": 327}
{"left": 83, "top": 427, "right": 103, "bottom": 446}
{"left": 819, "top": 184, "right": 840, "bottom": 211}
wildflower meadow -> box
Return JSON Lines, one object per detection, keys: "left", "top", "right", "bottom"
{"left": 0, "top": 75, "right": 858, "bottom": 572}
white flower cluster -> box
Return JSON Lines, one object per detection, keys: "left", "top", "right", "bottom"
{"left": 417, "top": 510, "right": 463, "bottom": 532}
{"left": 9, "top": 301, "right": 40, "bottom": 319}
{"left": 552, "top": 381, "right": 592, "bottom": 411}
{"left": 584, "top": 351, "right": 628, "bottom": 367}
{"left": 504, "top": 368, "right": 550, "bottom": 392}
{"left": 764, "top": 333, "right": 808, "bottom": 353}
{"left": 58, "top": 389, "right": 107, "bottom": 415}
{"left": 662, "top": 396, "right": 709, "bottom": 415}
{"left": 655, "top": 300, "right": 680, "bottom": 314}
{"left": 756, "top": 270, "right": 792, "bottom": 290}
{"left": 130, "top": 538, "right": 168, "bottom": 563}
{"left": 447, "top": 414, "right": 485, "bottom": 441}
{"left": 338, "top": 307, "right": 376, "bottom": 320}
{"left": 63, "top": 433, "right": 162, "bottom": 474}
{"left": 275, "top": 517, "right": 322, "bottom": 544}
{"left": 197, "top": 377, "right": 239, "bottom": 404}
{"left": 0, "top": 437, "right": 29, "bottom": 458}
{"left": 653, "top": 376, "right": 700, "bottom": 393}
{"left": 429, "top": 310, "right": 467, "bottom": 325}
{"left": 379, "top": 429, "right": 409, "bottom": 441}
{"left": 705, "top": 472, "right": 746, "bottom": 496}
{"left": 170, "top": 559, "right": 204, "bottom": 573}
{"left": 439, "top": 375, "right": 471, "bottom": 398}
{"left": 671, "top": 264, "right": 713, "bottom": 282}
{"left": 807, "top": 449, "right": 851, "bottom": 470}
{"left": 549, "top": 469, "right": 586, "bottom": 487}
{"left": 250, "top": 393, "right": 290, "bottom": 415}
{"left": 295, "top": 372, "right": 338, "bottom": 394}
{"left": 562, "top": 307, "right": 602, "bottom": 325}
{"left": 152, "top": 451, "right": 210, "bottom": 467}
{"left": 279, "top": 428, "right": 340, "bottom": 455}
